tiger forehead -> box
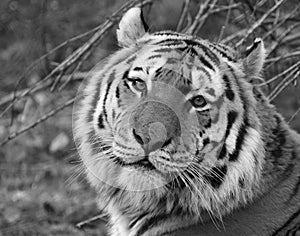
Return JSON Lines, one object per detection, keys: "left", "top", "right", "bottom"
{"left": 128, "top": 63, "right": 223, "bottom": 100}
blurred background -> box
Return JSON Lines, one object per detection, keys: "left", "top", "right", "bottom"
{"left": 0, "top": 0, "right": 299, "bottom": 235}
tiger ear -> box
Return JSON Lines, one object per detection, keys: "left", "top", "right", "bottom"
{"left": 117, "top": 7, "right": 149, "bottom": 47}
{"left": 243, "top": 38, "right": 266, "bottom": 76}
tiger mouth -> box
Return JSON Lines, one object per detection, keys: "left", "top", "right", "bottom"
{"left": 114, "top": 156, "right": 156, "bottom": 170}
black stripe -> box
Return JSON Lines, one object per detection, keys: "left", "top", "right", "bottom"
{"left": 184, "top": 39, "right": 219, "bottom": 65}
{"left": 228, "top": 121, "right": 248, "bottom": 162}
{"left": 225, "top": 111, "right": 238, "bottom": 138}
{"left": 133, "top": 67, "right": 143, "bottom": 72}
{"left": 155, "top": 67, "right": 163, "bottom": 77}
{"left": 218, "top": 145, "right": 227, "bottom": 160}
{"left": 203, "top": 137, "right": 210, "bottom": 146}
{"left": 157, "top": 38, "right": 220, "bottom": 66}
{"left": 123, "top": 80, "right": 130, "bottom": 90}
{"left": 223, "top": 75, "right": 235, "bottom": 101}
{"left": 211, "top": 44, "right": 236, "bottom": 62}
{"left": 122, "top": 70, "right": 129, "bottom": 80}
{"left": 136, "top": 214, "right": 169, "bottom": 235}
{"left": 153, "top": 32, "right": 182, "bottom": 37}
{"left": 155, "top": 38, "right": 217, "bottom": 71}
{"left": 271, "top": 209, "right": 300, "bottom": 235}
{"left": 163, "top": 42, "right": 186, "bottom": 47}
{"left": 196, "top": 43, "right": 220, "bottom": 65}
{"left": 98, "top": 114, "right": 104, "bottom": 129}
{"left": 122, "top": 70, "right": 130, "bottom": 89}
{"left": 155, "top": 38, "right": 183, "bottom": 45}
{"left": 103, "top": 81, "right": 113, "bottom": 123}
{"left": 116, "top": 86, "right": 120, "bottom": 99}
{"left": 153, "top": 48, "right": 174, "bottom": 53}
{"left": 227, "top": 65, "right": 248, "bottom": 163}
{"left": 199, "top": 55, "right": 214, "bottom": 71}
{"left": 203, "top": 165, "right": 228, "bottom": 188}
{"left": 147, "top": 54, "right": 161, "bottom": 60}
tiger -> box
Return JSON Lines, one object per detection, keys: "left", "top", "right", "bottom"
{"left": 73, "top": 7, "right": 300, "bottom": 236}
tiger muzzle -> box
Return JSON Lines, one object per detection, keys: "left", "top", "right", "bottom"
{"left": 131, "top": 101, "right": 181, "bottom": 155}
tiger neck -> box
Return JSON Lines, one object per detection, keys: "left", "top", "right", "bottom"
{"left": 256, "top": 95, "right": 299, "bottom": 193}
{"left": 173, "top": 100, "right": 300, "bottom": 236}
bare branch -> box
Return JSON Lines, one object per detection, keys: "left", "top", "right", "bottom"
{"left": 0, "top": 72, "right": 92, "bottom": 107}
{"left": 259, "top": 61, "right": 300, "bottom": 87}
{"left": 0, "top": 98, "right": 75, "bottom": 146}
{"left": 236, "top": 0, "right": 287, "bottom": 47}
{"left": 266, "top": 51, "right": 300, "bottom": 64}
{"left": 185, "top": 0, "right": 217, "bottom": 34}
{"left": 262, "top": 5, "right": 300, "bottom": 41}
{"left": 210, "top": 3, "right": 241, "bottom": 14}
{"left": 267, "top": 23, "right": 300, "bottom": 57}
{"left": 176, "top": 0, "right": 191, "bottom": 32}
{"left": 76, "top": 213, "right": 108, "bottom": 228}
{"left": 268, "top": 68, "right": 300, "bottom": 102}
{"left": 288, "top": 106, "right": 300, "bottom": 124}
{"left": 0, "top": 0, "right": 157, "bottom": 119}
{"left": 217, "top": 0, "right": 234, "bottom": 42}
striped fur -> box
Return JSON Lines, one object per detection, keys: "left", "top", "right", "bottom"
{"left": 73, "top": 8, "right": 300, "bottom": 236}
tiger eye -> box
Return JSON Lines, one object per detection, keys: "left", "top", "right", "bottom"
{"left": 132, "top": 80, "right": 147, "bottom": 92}
{"left": 190, "top": 95, "right": 207, "bottom": 108}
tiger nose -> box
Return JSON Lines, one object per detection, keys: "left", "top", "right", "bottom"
{"left": 132, "top": 122, "right": 171, "bottom": 154}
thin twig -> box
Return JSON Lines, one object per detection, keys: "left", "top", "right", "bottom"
{"left": 267, "top": 22, "right": 300, "bottom": 57}
{"left": 0, "top": 0, "right": 157, "bottom": 119}
{"left": 221, "top": 28, "right": 247, "bottom": 44}
{"left": 266, "top": 51, "right": 300, "bottom": 64}
{"left": 288, "top": 106, "right": 300, "bottom": 124}
{"left": 217, "top": 0, "right": 234, "bottom": 42}
{"left": 176, "top": 0, "right": 191, "bottom": 32}
{"left": 262, "top": 5, "right": 300, "bottom": 41}
{"left": 50, "top": 69, "right": 66, "bottom": 92}
{"left": 0, "top": 73, "right": 92, "bottom": 107}
{"left": 7, "top": 23, "right": 103, "bottom": 113}
{"left": 258, "top": 60, "right": 300, "bottom": 87}
{"left": 236, "top": 0, "right": 287, "bottom": 47}
{"left": 269, "top": 68, "right": 300, "bottom": 101}
{"left": 59, "top": 50, "right": 92, "bottom": 91}
{"left": 185, "top": 0, "right": 212, "bottom": 34}
{"left": 76, "top": 213, "right": 108, "bottom": 228}
{"left": 0, "top": 98, "right": 75, "bottom": 146}
{"left": 194, "top": 0, "right": 218, "bottom": 35}
{"left": 282, "top": 32, "right": 300, "bottom": 45}
{"left": 210, "top": 3, "right": 241, "bottom": 14}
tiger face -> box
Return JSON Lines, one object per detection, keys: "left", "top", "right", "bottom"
{"left": 108, "top": 44, "right": 231, "bottom": 187}
{"left": 74, "top": 7, "right": 266, "bottom": 218}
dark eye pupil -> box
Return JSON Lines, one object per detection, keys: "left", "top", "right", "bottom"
{"left": 191, "top": 95, "right": 207, "bottom": 108}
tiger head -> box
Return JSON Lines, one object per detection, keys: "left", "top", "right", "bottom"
{"left": 74, "top": 7, "right": 266, "bottom": 217}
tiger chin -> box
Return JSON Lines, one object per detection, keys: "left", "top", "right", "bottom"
{"left": 73, "top": 7, "right": 300, "bottom": 236}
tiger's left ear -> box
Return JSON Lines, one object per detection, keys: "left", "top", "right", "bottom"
{"left": 117, "top": 7, "right": 149, "bottom": 47}
{"left": 242, "top": 38, "right": 266, "bottom": 76}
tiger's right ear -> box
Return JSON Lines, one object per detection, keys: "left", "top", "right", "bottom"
{"left": 242, "top": 38, "right": 266, "bottom": 76}
{"left": 117, "top": 7, "right": 149, "bottom": 47}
